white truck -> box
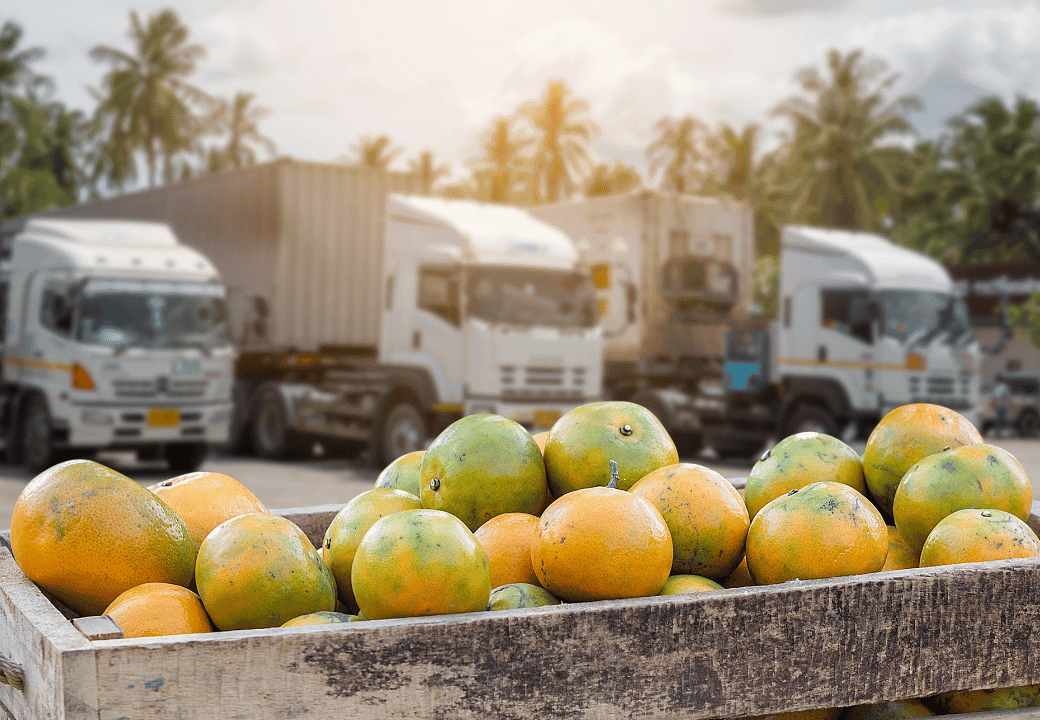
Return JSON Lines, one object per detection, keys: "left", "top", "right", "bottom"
{"left": 710, "top": 225, "right": 982, "bottom": 455}
{"left": 0, "top": 218, "right": 235, "bottom": 472}
{"left": 44, "top": 158, "right": 603, "bottom": 466}
{"left": 530, "top": 189, "right": 755, "bottom": 455}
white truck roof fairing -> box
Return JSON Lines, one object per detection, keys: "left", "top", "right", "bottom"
{"left": 387, "top": 194, "right": 579, "bottom": 270}
{"left": 782, "top": 225, "right": 953, "bottom": 293}
{"left": 9, "top": 218, "right": 221, "bottom": 282}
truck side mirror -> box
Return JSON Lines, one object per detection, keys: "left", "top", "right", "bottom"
{"left": 253, "top": 296, "right": 270, "bottom": 319}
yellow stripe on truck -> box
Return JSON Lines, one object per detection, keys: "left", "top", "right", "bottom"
{"left": 778, "top": 357, "right": 906, "bottom": 371}
{"left": 5, "top": 357, "right": 73, "bottom": 372}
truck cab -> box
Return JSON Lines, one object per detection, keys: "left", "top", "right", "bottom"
{"left": 0, "top": 219, "right": 235, "bottom": 472}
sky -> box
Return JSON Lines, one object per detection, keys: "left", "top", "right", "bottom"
{"left": 6, "top": 0, "right": 1040, "bottom": 182}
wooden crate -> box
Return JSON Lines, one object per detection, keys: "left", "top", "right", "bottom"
{"left": 3, "top": 497, "right": 1040, "bottom": 720}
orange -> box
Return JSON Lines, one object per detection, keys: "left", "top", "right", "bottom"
{"left": 531, "top": 431, "right": 549, "bottom": 454}
{"left": 531, "top": 486, "right": 672, "bottom": 602}
{"left": 148, "top": 471, "right": 267, "bottom": 547}
{"left": 322, "top": 488, "right": 422, "bottom": 610}
{"left": 373, "top": 450, "right": 425, "bottom": 497}
{"left": 746, "top": 709, "right": 841, "bottom": 720}
{"left": 745, "top": 432, "right": 865, "bottom": 519}
{"left": 351, "top": 509, "right": 490, "bottom": 620}
{"left": 659, "top": 574, "right": 723, "bottom": 595}
{"left": 473, "top": 512, "right": 541, "bottom": 588}
{"left": 932, "top": 685, "right": 1040, "bottom": 713}
{"left": 745, "top": 481, "right": 888, "bottom": 585}
{"left": 543, "top": 400, "right": 678, "bottom": 495}
{"left": 281, "top": 611, "right": 362, "bottom": 626}
{"left": 881, "top": 526, "right": 919, "bottom": 572}
{"left": 843, "top": 699, "right": 934, "bottom": 720}
{"left": 103, "top": 583, "right": 214, "bottom": 638}
{"left": 10, "top": 459, "right": 196, "bottom": 616}
{"left": 420, "top": 414, "right": 546, "bottom": 531}
{"left": 629, "top": 463, "right": 749, "bottom": 580}
{"left": 487, "top": 582, "right": 561, "bottom": 610}
{"left": 919, "top": 508, "right": 1040, "bottom": 567}
{"left": 724, "top": 557, "right": 754, "bottom": 588}
{"left": 195, "top": 513, "right": 336, "bottom": 630}
{"left": 893, "top": 443, "right": 1032, "bottom": 555}
{"left": 862, "top": 403, "right": 982, "bottom": 517}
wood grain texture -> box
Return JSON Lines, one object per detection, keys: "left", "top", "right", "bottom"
{"left": 72, "top": 617, "right": 123, "bottom": 642}
{"left": 272, "top": 504, "right": 343, "bottom": 548}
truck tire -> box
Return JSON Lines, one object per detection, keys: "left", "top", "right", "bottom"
{"left": 376, "top": 399, "right": 428, "bottom": 468}
{"left": 672, "top": 432, "right": 704, "bottom": 459}
{"left": 20, "top": 395, "right": 64, "bottom": 473}
{"left": 711, "top": 436, "right": 764, "bottom": 460}
{"left": 164, "top": 443, "right": 209, "bottom": 474}
{"left": 782, "top": 404, "right": 839, "bottom": 438}
{"left": 222, "top": 381, "right": 254, "bottom": 455}
{"left": 250, "top": 386, "right": 306, "bottom": 459}
{"left": 1016, "top": 410, "right": 1040, "bottom": 438}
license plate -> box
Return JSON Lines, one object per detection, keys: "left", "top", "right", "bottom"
{"left": 533, "top": 409, "right": 561, "bottom": 429}
{"left": 147, "top": 408, "right": 181, "bottom": 427}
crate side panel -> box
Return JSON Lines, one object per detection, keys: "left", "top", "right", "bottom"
{"left": 90, "top": 558, "right": 1040, "bottom": 720}
{"left": 0, "top": 548, "right": 98, "bottom": 720}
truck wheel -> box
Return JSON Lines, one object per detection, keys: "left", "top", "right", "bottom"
{"left": 782, "top": 404, "right": 839, "bottom": 438}
{"left": 1016, "top": 410, "right": 1040, "bottom": 438}
{"left": 711, "top": 436, "right": 765, "bottom": 460}
{"left": 250, "top": 386, "right": 305, "bottom": 459}
{"left": 21, "top": 395, "right": 63, "bottom": 473}
{"left": 377, "top": 400, "right": 428, "bottom": 468}
{"left": 222, "top": 381, "right": 254, "bottom": 455}
{"left": 164, "top": 443, "right": 209, "bottom": 474}
{"left": 672, "top": 431, "right": 703, "bottom": 459}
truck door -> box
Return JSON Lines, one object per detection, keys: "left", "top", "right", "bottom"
{"left": 414, "top": 265, "right": 464, "bottom": 402}
{"left": 18, "top": 272, "right": 76, "bottom": 396}
{"left": 818, "top": 287, "right": 876, "bottom": 413}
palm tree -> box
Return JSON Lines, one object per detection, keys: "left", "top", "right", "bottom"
{"left": 771, "top": 48, "right": 919, "bottom": 230}
{"left": 345, "top": 134, "right": 401, "bottom": 169}
{"left": 207, "top": 91, "right": 276, "bottom": 173}
{"left": 89, "top": 9, "right": 210, "bottom": 189}
{"left": 469, "top": 116, "right": 533, "bottom": 203}
{"left": 0, "top": 20, "right": 47, "bottom": 101}
{"left": 645, "top": 115, "right": 708, "bottom": 194}
{"left": 407, "top": 150, "right": 450, "bottom": 195}
{"left": 584, "top": 160, "right": 642, "bottom": 197}
{"left": 518, "top": 80, "right": 598, "bottom": 203}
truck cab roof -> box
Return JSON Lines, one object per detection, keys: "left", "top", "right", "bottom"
{"left": 387, "top": 194, "right": 579, "bottom": 270}
{"left": 3, "top": 218, "right": 221, "bottom": 282}
{"left": 782, "top": 225, "right": 953, "bottom": 293}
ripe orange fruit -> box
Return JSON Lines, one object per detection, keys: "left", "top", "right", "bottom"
{"left": 531, "top": 486, "right": 672, "bottom": 602}
{"left": 543, "top": 401, "right": 679, "bottom": 495}
{"left": 195, "top": 513, "right": 337, "bottom": 631}
{"left": 659, "top": 575, "right": 723, "bottom": 595}
{"left": 420, "top": 414, "right": 546, "bottom": 531}
{"left": 745, "top": 481, "right": 888, "bottom": 585}
{"left": 10, "top": 459, "right": 196, "bottom": 616}
{"left": 932, "top": 685, "right": 1040, "bottom": 713}
{"left": 629, "top": 463, "right": 749, "bottom": 580}
{"left": 281, "top": 611, "right": 361, "bottom": 626}
{"left": 881, "top": 526, "right": 919, "bottom": 572}
{"left": 919, "top": 508, "right": 1040, "bottom": 567}
{"left": 351, "top": 509, "right": 490, "bottom": 620}
{"left": 724, "top": 557, "right": 754, "bottom": 588}
{"left": 893, "top": 443, "right": 1032, "bottom": 554}
{"left": 862, "top": 403, "right": 982, "bottom": 517}
{"left": 148, "top": 471, "right": 267, "bottom": 548}
{"left": 487, "top": 582, "right": 561, "bottom": 610}
{"left": 373, "top": 450, "right": 424, "bottom": 497}
{"left": 745, "top": 432, "right": 866, "bottom": 519}
{"left": 746, "top": 709, "right": 841, "bottom": 720}
{"left": 473, "top": 512, "right": 541, "bottom": 588}
{"left": 843, "top": 699, "right": 934, "bottom": 720}
{"left": 531, "top": 431, "right": 549, "bottom": 454}
{"left": 322, "top": 488, "right": 422, "bottom": 610}
{"left": 103, "top": 583, "right": 214, "bottom": 638}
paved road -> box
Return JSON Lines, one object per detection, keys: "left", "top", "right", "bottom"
{"left": 3, "top": 436, "right": 1039, "bottom": 532}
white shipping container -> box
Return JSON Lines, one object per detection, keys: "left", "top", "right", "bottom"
{"left": 44, "top": 158, "right": 418, "bottom": 353}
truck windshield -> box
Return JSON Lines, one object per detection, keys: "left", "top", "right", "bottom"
{"left": 76, "top": 279, "right": 231, "bottom": 350}
{"left": 877, "top": 290, "right": 973, "bottom": 345}
{"left": 467, "top": 268, "right": 598, "bottom": 328}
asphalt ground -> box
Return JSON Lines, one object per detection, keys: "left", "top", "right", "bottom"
{"left": 2, "top": 433, "right": 1039, "bottom": 532}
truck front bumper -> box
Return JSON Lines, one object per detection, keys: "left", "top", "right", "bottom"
{"left": 66, "top": 402, "right": 234, "bottom": 447}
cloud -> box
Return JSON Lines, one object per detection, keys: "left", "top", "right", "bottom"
{"left": 719, "top": 0, "right": 853, "bottom": 16}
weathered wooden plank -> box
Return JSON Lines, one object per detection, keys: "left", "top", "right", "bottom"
{"left": 0, "top": 548, "right": 99, "bottom": 720}
{"left": 82, "top": 555, "right": 1040, "bottom": 720}
{"left": 272, "top": 503, "right": 344, "bottom": 548}
{"left": 72, "top": 616, "right": 123, "bottom": 642}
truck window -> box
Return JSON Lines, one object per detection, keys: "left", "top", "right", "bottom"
{"left": 417, "top": 266, "right": 460, "bottom": 326}
{"left": 821, "top": 289, "right": 872, "bottom": 344}
{"left": 40, "top": 284, "right": 74, "bottom": 336}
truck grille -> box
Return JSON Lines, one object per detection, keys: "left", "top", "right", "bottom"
{"left": 501, "top": 365, "right": 587, "bottom": 402}
{"left": 926, "top": 377, "right": 954, "bottom": 395}
{"left": 112, "top": 378, "right": 208, "bottom": 399}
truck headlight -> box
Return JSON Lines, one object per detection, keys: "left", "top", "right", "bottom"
{"left": 81, "top": 409, "right": 114, "bottom": 426}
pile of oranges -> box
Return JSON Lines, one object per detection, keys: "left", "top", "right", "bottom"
{"left": 6, "top": 400, "right": 1040, "bottom": 714}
